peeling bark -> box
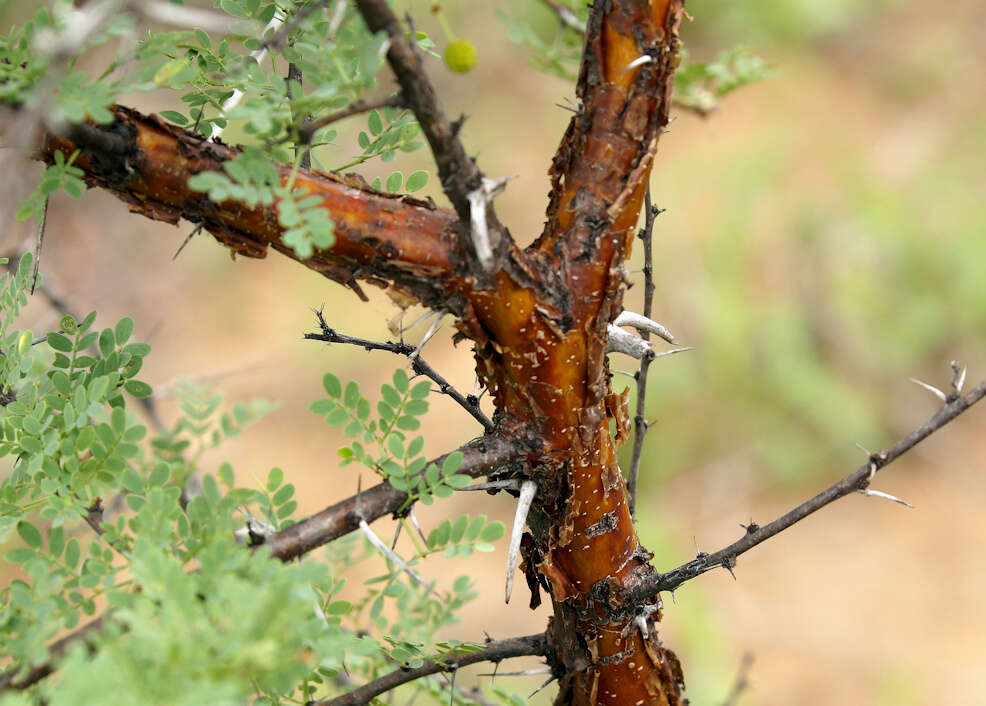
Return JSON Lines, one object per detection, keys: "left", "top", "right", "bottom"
{"left": 33, "top": 1, "right": 687, "bottom": 703}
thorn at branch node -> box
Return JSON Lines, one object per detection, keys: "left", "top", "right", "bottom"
{"left": 606, "top": 324, "right": 651, "bottom": 359}
{"left": 467, "top": 175, "right": 514, "bottom": 272}
{"left": 505, "top": 479, "right": 537, "bottom": 604}
{"left": 622, "top": 54, "right": 654, "bottom": 73}
{"left": 910, "top": 377, "right": 947, "bottom": 403}
{"left": 614, "top": 310, "right": 675, "bottom": 343}
{"left": 858, "top": 488, "right": 914, "bottom": 508}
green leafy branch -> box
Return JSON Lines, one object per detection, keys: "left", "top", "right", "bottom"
{"left": 311, "top": 369, "right": 473, "bottom": 504}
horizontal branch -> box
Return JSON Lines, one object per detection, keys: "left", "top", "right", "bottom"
{"left": 263, "top": 433, "right": 531, "bottom": 561}
{"left": 306, "top": 311, "right": 494, "bottom": 432}
{"left": 624, "top": 378, "right": 986, "bottom": 605}
{"left": 314, "top": 632, "right": 549, "bottom": 706}
{"left": 37, "top": 106, "right": 461, "bottom": 306}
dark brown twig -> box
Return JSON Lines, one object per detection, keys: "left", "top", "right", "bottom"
{"left": 625, "top": 378, "right": 986, "bottom": 604}
{"left": 626, "top": 191, "right": 663, "bottom": 516}
{"left": 307, "top": 310, "right": 494, "bottom": 432}
{"left": 286, "top": 63, "right": 312, "bottom": 171}
{"left": 294, "top": 94, "right": 406, "bottom": 147}
{"left": 313, "top": 633, "right": 549, "bottom": 706}
{"left": 353, "top": 0, "right": 507, "bottom": 257}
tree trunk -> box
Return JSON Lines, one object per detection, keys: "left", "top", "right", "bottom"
{"left": 36, "top": 1, "right": 687, "bottom": 703}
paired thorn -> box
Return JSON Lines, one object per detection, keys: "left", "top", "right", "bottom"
{"left": 633, "top": 603, "right": 660, "bottom": 640}
{"left": 606, "top": 324, "right": 651, "bottom": 358}
{"left": 529, "top": 674, "right": 557, "bottom": 697}
{"left": 477, "top": 668, "right": 552, "bottom": 678}
{"left": 233, "top": 509, "right": 276, "bottom": 546}
{"left": 458, "top": 479, "right": 522, "bottom": 492}
{"left": 408, "top": 312, "right": 446, "bottom": 362}
{"left": 614, "top": 310, "right": 675, "bottom": 343}
{"left": 910, "top": 377, "right": 947, "bottom": 402}
{"left": 357, "top": 518, "right": 442, "bottom": 597}
{"left": 467, "top": 175, "right": 514, "bottom": 271}
{"left": 858, "top": 488, "right": 914, "bottom": 508}
{"left": 407, "top": 508, "right": 429, "bottom": 546}
{"left": 505, "top": 480, "right": 537, "bottom": 604}
{"left": 394, "top": 308, "right": 439, "bottom": 339}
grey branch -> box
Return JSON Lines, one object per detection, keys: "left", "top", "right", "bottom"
{"left": 313, "top": 633, "right": 549, "bottom": 706}
{"left": 624, "top": 377, "right": 986, "bottom": 604}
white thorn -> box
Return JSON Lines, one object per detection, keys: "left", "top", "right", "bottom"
{"left": 401, "top": 308, "right": 438, "bottom": 335}
{"left": 867, "top": 461, "right": 877, "bottom": 483}
{"left": 606, "top": 324, "right": 651, "bottom": 359}
{"left": 477, "top": 668, "right": 552, "bottom": 678}
{"left": 634, "top": 614, "right": 649, "bottom": 639}
{"left": 622, "top": 54, "right": 654, "bottom": 73}
{"left": 458, "top": 480, "right": 522, "bottom": 492}
{"left": 614, "top": 310, "right": 675, "bottom": 343}
{"left": 358, "top": 519, "right": 440, "bottom": 597}
{"left": 652, "top": 346, "right": 694, "bottom": 359}
{"left": 407, "top": 507, "right": 429, "bottom": 546}
{"left": 327, "top": 0, "right": 348, "bottom": 37}
{"left": 408, "top": 313, "right": 445, "bottom": 362}
{"left": 858, "top": 488, "right": 914, "bottom": 508}
{"left": 505, "top": 480, "right": 537, "bottom": 604}
{"left": 910, "top": 377, "right": 947, "bottom": 402}
{"left": 467, "top": 176, "right": 514, "bottom": 272}
{"left": 233, "top": 510, "right": 276, "bottom": 545}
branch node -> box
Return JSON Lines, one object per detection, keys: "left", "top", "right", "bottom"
{"left": 910, "top": 377, "right": 947, "bottom": 403}
{"left": 858, "top": 488, "right": 914, "bottom": 508}
{"left": 467, "top": 175, "right": 514, "bottom": 272}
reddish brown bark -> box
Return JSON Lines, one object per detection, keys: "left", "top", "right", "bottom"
{"left": 36, "top": 1, "right": 687, "bottom": 703}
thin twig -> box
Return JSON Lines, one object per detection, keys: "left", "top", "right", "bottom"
{"left": 353, "top": 0, "right": 508, "bottom": 262}
{"left": 307, "top": 310, "right": 494, "bottom": 432}
{"left": 286, "top": 63, "right": 312, "bottom": 171}
{"left": 294, "top": 94, "right": 406, "bottom": 146}
{"left": 313, "top": 633, "right": 549, "bottom": 706}
{"left": 626, "top": 192, "right": 663, "bottom": 516}
{"left": 625, "top": 378, "right": 986, "bottom": 604}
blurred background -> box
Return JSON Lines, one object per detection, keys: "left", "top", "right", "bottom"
{"left": 2, "top": 0, "right": 984, "bottom": 703}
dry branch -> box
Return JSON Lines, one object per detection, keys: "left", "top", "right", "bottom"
{"left": 624, "top": 378, "right": 986, "bottom": 604}
{"left": 314, "top": 633, "right": 549, "bottom": 706}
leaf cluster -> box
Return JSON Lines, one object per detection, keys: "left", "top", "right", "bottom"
{"left": 311, "top": 369, "right": 473, "bottom": 505}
